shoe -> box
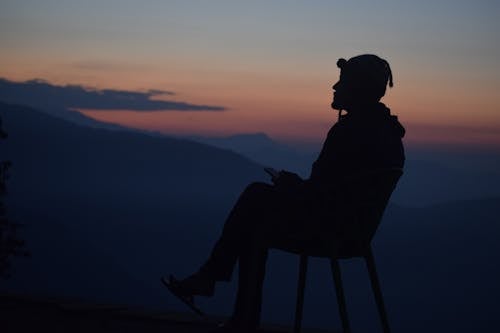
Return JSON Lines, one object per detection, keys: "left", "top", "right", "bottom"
{"left": 173, "top": 271, "right": 216, "bottom": 297}
{"left": 161, "top": 273, "right": 215, "bottom": 317}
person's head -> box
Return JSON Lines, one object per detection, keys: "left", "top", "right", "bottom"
{"left": 331, "top": 54, "right": 393, "bottom": 111}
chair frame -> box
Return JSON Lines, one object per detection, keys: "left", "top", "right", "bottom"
{"left": 292, "top": 246, "right": 390, "bottom": 333}
{"left": 287, "top": 168, "right": 402, "bottom": 333}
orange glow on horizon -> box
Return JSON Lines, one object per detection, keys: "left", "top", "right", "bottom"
{"left": 2, "top": 65, "right": 499, "bottom": 148}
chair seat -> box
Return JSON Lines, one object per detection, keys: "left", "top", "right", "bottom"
{"left": 271, "top": 236, "right": 370, "bottom": 259}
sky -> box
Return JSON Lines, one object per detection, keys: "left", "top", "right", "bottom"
{"left": 1, "top": 0, "right": 499, "bottom": 147}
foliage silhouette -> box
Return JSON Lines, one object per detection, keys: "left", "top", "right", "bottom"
{"left": 0, "top": 116, "right": 28, "bottom": 279}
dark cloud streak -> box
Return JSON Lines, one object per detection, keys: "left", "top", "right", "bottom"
{"left": 0, "top": 78, "right": 225, "bottom": 112}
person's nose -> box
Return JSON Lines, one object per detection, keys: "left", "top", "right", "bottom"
{"left": 332, "top": 81, "right": 339, "bottom": 91}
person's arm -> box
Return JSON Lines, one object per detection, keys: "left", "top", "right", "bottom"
{"left": 273, "top": 170, "right": 303, "bottom": 187}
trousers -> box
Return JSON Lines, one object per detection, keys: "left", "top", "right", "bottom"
{"left": 199, "top": 181, "right": 322, "bottom": 328}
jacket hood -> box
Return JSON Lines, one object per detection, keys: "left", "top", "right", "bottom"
{"left": 374, "top": 103, "right": 406, "bottom": 138}
{"left": 389, "top": 114, "right": 406, "bottom": 138}
{"left": 342, "top": 102, "right": 406, "bottom": 138}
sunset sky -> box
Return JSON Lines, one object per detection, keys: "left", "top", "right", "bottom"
{"left": 1, "top": 1, "right": 499, "bottom": 147}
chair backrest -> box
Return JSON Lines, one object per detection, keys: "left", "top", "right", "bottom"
{"left": 272, "top": 168, "right": 402, "bottom": 258}
{"left": 336, "top": 168, "right": 403, "bottom": 253}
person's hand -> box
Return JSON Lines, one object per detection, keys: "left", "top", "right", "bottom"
{"left": 273, "top": 170, "right": 303, "bottom": 188}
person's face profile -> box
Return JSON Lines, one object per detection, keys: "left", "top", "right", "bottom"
{"left": 331, "top": 77, "right": 353, "bottom": 111}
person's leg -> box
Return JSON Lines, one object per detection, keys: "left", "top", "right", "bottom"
{"left": 229, "top": 237, "right": 268, "bottom": 330}
{"left": 201, "top": 182, "right": 276, "bottom": 280}
{"left": 226, "top": 185, "right": 303, "bottom": 330}
{"left": 174, "top": 182, "right": 276, "bottom": 295}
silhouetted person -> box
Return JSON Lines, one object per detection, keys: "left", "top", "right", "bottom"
{"left": 163, "top": 54, "right": 405, "bottom": 332}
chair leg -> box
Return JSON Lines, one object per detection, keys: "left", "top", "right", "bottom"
{"left": 365, "top": 248, "right": 391, "bottom": 333}
{"left": 293, "top": 254, "right": 308, "bottom": 333}
{"left": 330, "top": 259, "right": 351, "bottom": 333}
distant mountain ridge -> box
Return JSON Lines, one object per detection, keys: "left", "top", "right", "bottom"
{"left": 0, "top": 101, "right": 265, "bottom": 200}
{"left": 0, "top": 100, "right": 266, "bottom": 309}
{"left": 188, "top": 133, "right": 317, "bottom": 178}
{"left": 2, "top": 77, "right": 499, "bottom": 207}
{"left": 189, "top": 134, "right": 500, "bottom": 206}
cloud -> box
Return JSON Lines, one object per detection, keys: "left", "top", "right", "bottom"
{"left": 0, "top": 78, "right": 225, "bottom": 112}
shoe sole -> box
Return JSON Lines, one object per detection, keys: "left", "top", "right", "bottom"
{"left": 161, "top": 275, "right": 206, "bottom": 317}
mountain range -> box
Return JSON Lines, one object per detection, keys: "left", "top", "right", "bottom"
{"left": 0, "top": 101, "right": 499, "bottom": 332}
{"left": 2, "top": 77, "right": 500, "bottom": 207}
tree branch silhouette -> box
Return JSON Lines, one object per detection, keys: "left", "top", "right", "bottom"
{"left": 0, "top": 116, "right": 28, "bottom": 279}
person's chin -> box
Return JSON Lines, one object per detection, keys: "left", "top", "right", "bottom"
{"left": 331, "top": 100, "right": 342, "bottom": 110}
